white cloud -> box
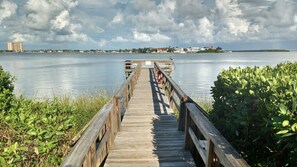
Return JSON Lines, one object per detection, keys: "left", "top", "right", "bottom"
{"left": 264, "top": 0, "right": 296, "bottom": 27}
{"left": 63, "top": 0, "right": 79, "bottom": 9}
{"left": 216, "top": 0, "right": 242, "bottom": 17}
{"left": 152, "top": 33, "right": 171, "bottom": 41}
{"left": 24, "top": 0, "right": 78, "bottom": 30}
{"left": 55, "top": 33, "right": 89, "bottom": 42}
{"left": 131, "top": 0, "right": 156, "bottom": 11}
{"left": 98, "top": 39, "right": 108, "bottom": 47}
{"left": 19, "top": 0, "right": 91, "bottom": 43}
{"left": 175, "top": 18, "right": 214, "bottom": 44}
{"left": 109, "top": 12, "right": 124, "bottom": 26}
{"left": 133, "top": 31, "right": 151, "bottom": 42}
{"left": 0, "top": 0, "right": 17, "bottom": 23}
{"left": 176, "top": 0, "right": 208, "bottom": 19}
{"left": 214, "top": 0, "right": 250, "bottom": 37}
{"left": 197, "top": 17, "right": 214, "bottom": 43}
{"left": 159, "top": 0, "right": 176, "bottom": 12}
{"left": 51, "top": 10, "right": 70, "bottom": 30}
{"left": 133, "top": 30, "right": 171, "bottom": 42}
{"left": 245, "top": 0, "right": 297, "bottom": 41}
{"left": 10, "top": 33, "right": 37, "bottom": 42}
{"left": 25, "top": 0, "right": 59, "bottom": 30}
{"left": 1, "top": 0, "right": 297, "bottom": 49}
{"left": 112, "top": 36, "right": 129, "bottom": 42}
{"left": 226, "top": 18, "right": 249, "bottom": 35}
{"left": 132, "top": 0, "right": 177, "bottom": 32}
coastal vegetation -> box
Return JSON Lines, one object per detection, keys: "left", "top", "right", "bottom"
{"left": 0, "top": 45, "right": 224, "bottom": 54}
{"left": 232, "top": 49, "right": 290, "bottom": 52}
{"left": 196, "top": 98, "right": 213, "bottom": 112}
{"left": 210, "top": 62, "right": 297, "bottom": 166}
{"left": 195, "top": 47, "right": 223, "bottom": 53}
{"left": 2, "top": 47, "right": 293, "bottom": 54}
{"left": 0, "top": 66, "right": 108, "bottom": 166}
{"left": 0, "top": 50, "right": 13, "bottom": 53}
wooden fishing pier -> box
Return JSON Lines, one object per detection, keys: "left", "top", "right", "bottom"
{"left": 61, "top": 60, "right": 249, "bottom": 167}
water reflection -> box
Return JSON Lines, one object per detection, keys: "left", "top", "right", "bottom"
{"left": 0, "top": 52, "right": 297, "bottom": 99}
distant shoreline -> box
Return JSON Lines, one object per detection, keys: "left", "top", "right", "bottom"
{"left": 0, "top": 49, "right": 294, "bottom": 54}
{"left": 231, "top": 49, "right": 290, "bottom": 52}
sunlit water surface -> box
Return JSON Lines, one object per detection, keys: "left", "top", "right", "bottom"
{"left": 1, "top": 52, "right": 296, "bottom": 99}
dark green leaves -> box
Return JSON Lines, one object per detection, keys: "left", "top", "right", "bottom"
{"left": 0, "top": 66, "right": 108, "bottom": 166}
{"left": 210, "top": 62, "right": 297, "bottom": 166}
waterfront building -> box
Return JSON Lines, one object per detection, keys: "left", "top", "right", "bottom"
{"left": 157, "top": 48, "right": 168, "bottom": 53}
{"left": 7, "top": 41, "right": 24, "bottom": 52}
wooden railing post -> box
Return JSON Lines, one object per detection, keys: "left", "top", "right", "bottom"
{"left": 83, "top": 142, "right": 96, "bottom": 166}
{"left": 164, "top": 78, "right": 167, "bottom": 96}
{"left": 178, "top": 96, "right": 188, "bottom": 131}
{"left": 162, "top": 74, "right": 165, "bottom": 90}
{"left": 131, "top": 77, "right": 135, "bottom": 97}
{"left": 114, "top": 96, "right": 121, "bottom": 132}
{"left": 165, "top": 80, "right": 170, "bottom": 97}
{"left": 112, "top": 98, "right": 118, "bottom": 140}
{"left": 184, "top": 107, "right": 191, "bottom": 150}
{"left": 107, "top": 111, "right": 113, "bottom": 149}
{"left": 128, "top": 82, "right": 131, "bottom": 100}
{"left": 206, "top": 139, "right": 220, "bottom": 167}
{"left": 169, "top": 85, "right": 174, "bottom": 108}
{"left": 125, "top": 86, "right": 129, "bottom": 109}
{"left": 61, "top": 63, "right": 144, "bottom": 167}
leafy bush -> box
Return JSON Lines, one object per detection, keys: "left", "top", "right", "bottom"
{"left": 0, "top": 66, "right": 14, "bottom": 112}
{"left": 195, "top": 98, "right": 213, "bottom": 113}
{"left": 0, "top": 67, "right": 108, "bottom": 166}
{"left": 55, "top": 92, "right": 109, "bottom": 132}
{"left": 1, "top": 97, "right": 75, "bottom": 166}
{"left": 210, "top": 62, "right": 297, "bottom": 166}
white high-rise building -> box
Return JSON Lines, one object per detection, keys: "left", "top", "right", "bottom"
{"left": 7, "top": 42, "right": 24, "bottom": 52}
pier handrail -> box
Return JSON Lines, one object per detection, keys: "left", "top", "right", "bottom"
{"left": 154, "top": 62, "right": 208, "bottom": 130}
{"left": 61, "top": 63, "right": 141, "bottom": 167}
{"left": 154, "top": 62, "right": 249, "bottom": 167}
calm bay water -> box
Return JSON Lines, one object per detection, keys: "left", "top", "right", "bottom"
{"left": 1, "top": 52, "right": 297, "bottom": 99}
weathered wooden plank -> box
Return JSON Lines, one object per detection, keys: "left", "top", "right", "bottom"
{"left": 114, "top": 137, "right": 184, "bottom": 142}
{"left": 122, "top": 115, "right": 176, "bottom": 119}
{"left": 108, "top": 149, "right": 192, "bottom": 155}
{"left": 105, "top": 161, "right": 195, "bottom": 167}
{"left": 104, "top": 68, "right": 194, "bottom": 167}
{"left": 112, "top": 144, "right": 186, "bottom": 151}
{"left": 61, "top": 101, "right": 113, "bottom": 166}
{"left": 121, "top": 123, "right": 178, "bottom": 127}
{"left": 154, "top": 62, "right": 187, "bottom": 99}
{"left": 188, "top": 127, "right": 207, "bottom": 163}
{"left": 186, "top": 103, "right": 250, "bottom": 167}
{"left": 64, "top": 61, "right": 249, "bottom": 167}
{"left": 114, "top": 131, "right": 185, "bottom": 137}
{"left": 62, "top": 63, "right": 143, "bottom": 167}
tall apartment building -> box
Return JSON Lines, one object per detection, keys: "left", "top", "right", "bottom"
{"left": 7, "top": 41, "right": 24, "bottom": 52}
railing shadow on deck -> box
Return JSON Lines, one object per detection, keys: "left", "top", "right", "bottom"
{"left": 149, "top": 69, "right": 169, "bottom": 115}
{"left": 60, "top": 64, "right": 142, "bottom": 167}
{"left": 149, "top": 68, "right": 195, "bottom": 166}
{"left": 154, "top": 62, "right": 250, "bottom": 167}
{"left": 61, "top": 60, "right": 250, "bottom": 167}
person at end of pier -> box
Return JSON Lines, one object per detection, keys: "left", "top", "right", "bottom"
{"left": 157, "top": 70, "right": 162, "bottom": 84}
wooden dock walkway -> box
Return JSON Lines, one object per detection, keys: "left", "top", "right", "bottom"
{"left": 104, "top": 69, "right": 195, "bottom": 167}
{"left": 61, "top": 60, "right": 249, "bottom": 167}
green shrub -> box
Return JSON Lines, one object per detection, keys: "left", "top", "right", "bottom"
{"left": 1, "top": 97, "right": 75, "bottom": 166}
{"left": 55, "top": 92, "right": 109, "bottom": 133}
{"left": 195, "top": 98, "right": 213, "bottom": 113}
{"left": 210, "top": 62, "right": 297, "bottom": 166}
{"left": 0, "top": 66, "right": 14, "bottom": 112}
{"left": 0, "top": 67, "right": 108, "bottom": 166}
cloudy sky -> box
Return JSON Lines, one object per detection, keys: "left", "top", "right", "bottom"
{"left": 0, "top": 0, "right": 297, "bottom": 50}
